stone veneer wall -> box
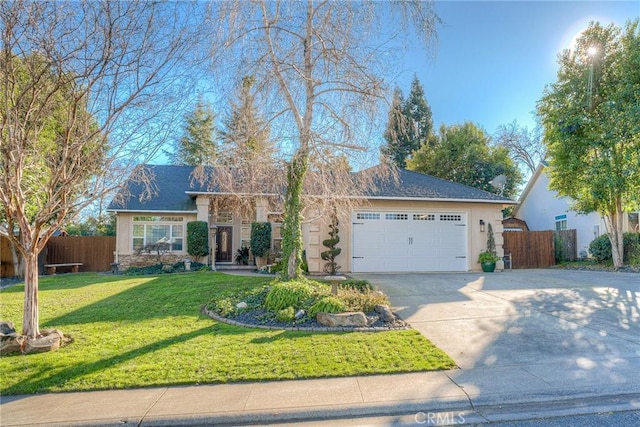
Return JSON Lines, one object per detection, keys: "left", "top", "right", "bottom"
{"left": 117, "top": 253, "right": 187, "bottom": 270}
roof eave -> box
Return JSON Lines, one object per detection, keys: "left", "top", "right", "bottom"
{"left": 107, "top": 208, "right": 198, "bottom": 214}
{"left": 359, "top": 196, "right": 517, "bottom": 205}
{"left": 185, "top": 191, "right": 280, "bottom": 197}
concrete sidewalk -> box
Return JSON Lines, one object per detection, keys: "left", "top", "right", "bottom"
{"left": 2, "top": 370, "right": 640, "bottom": 426}
{"left": 3, "top": 269, "right": 640, "bottom": 425}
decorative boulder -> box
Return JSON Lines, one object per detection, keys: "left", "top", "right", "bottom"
{"left": 374, "top": 304, "right": 396, "bottom": 322}
{"left": 236, "top": 302, "right": 248, "bottom": 309}
{"left": 23, "top": 329, "right": 65, "bottom": 354}
{"left": 317, "top": 311, "right": 367, "bottom": 327}
{"left": 0, "top": 321, "right": 16, "bottom": 335}
{"left": 0, "top": 321, "right": 23, "bottom": 355}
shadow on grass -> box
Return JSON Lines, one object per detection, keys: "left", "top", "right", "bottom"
{"left": 0, "top": 326, "right": 217, "bottom": 395}
{"left": 250, "top": 331, "right": 294, "bottom": 344}
{"left": 43, "top": 273, "right": 272, "bottom": 326}
{"left": 0, "top": 273, "right": 127, "bottom": 294}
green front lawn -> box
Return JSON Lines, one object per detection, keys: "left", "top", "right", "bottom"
{"left": 0, "top": 272, "right": 455, "bottom": 395}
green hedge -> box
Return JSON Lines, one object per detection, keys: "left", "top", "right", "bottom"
{"left": 251, "top": 222, "right": 272, "bottom": 258}
{"left": 187, "top": 221, "right": 209, "bottom": 261}
{"left": 589, "top": 232, "right": 640, "bottom": 264}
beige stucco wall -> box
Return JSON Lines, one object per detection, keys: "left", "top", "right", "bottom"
{"left": 114, "top": 212, "right": 197, "bottom": 269}
{"left": 303, "top": 200, "right": 507, "bottom": 273}
{"left": 114, "top": 197, "right": 508, "bottom": 272}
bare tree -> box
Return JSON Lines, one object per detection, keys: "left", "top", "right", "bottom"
{"left": 214, "top": 0, "right": 439, "bottom": 279}
{"left": 0, "top": 1, "right": 210, "bottom": 339}
{"left": 494, "top": 119, "right": 546, "bottom": 175}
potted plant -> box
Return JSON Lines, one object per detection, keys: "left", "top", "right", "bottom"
{"left": 478, "top": 223, "right": 499, "bottom": 272}
{"left": 235, "top": 247, "right": 250, "bottom": 265}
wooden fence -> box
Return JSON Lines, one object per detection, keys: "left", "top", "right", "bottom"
{"left": 1, "top": 235, "right": 15, "bottom": 277}
{"left": 555, "top": 229, "right": 578, "bottom": 261}
{"left": 503, "top": 231, "right": 556, "bottom": 269}
{"left": 46, "top": 236, "right": 116, "bottom": 272}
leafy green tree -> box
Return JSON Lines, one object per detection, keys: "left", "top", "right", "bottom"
{"left": 537, "top": 20, "right": 640, "bottom": 268}
{"left": 0, "top": 1, "right": 207, "bottom": 339}
{"left": 407, "top": 122, "right": 522, "bottom": 198}
{"left": 66, "top": 214, "right": 116, "bottom": 236}
{"left": 1, "top": 53, "right": 106, "bottom": 338}
{"left": 174, "top": 97, "right": 217, "bottom": 166}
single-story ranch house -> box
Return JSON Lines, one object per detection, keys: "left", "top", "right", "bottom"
{"left": 107, "top": 165, "right": 516, "bottom": 273}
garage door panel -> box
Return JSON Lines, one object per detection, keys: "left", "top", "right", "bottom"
{"left": 352, "top": 211, "right": 468, "bottom": 272}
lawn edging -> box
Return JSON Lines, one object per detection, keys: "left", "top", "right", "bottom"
{"left": 202, "top": 307, "right": 411, "bottom": 333}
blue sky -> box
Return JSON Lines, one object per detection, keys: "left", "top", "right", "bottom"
{"left": 394, "top": 0, "right": 640, "bottom": 135}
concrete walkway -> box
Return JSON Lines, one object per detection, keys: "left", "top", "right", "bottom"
{"left": 2, "top": 269, "right": 639, "bottom": 426}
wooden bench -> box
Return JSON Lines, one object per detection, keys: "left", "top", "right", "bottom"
{"left": 44, "top": 263, "right": 83, "bottom": 275}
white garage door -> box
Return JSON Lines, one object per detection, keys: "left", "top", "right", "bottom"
{"left": 351, "top": 211, "right": 468, "bottom": 272}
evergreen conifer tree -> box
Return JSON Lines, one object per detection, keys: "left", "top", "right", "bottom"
{"left": 219, "top": 76, "right": 273, "bottom": 165}
{"left": 173, "top": 97, "right": 217, "bottom": 166}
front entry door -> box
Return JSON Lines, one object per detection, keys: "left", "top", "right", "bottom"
{"left": 216, "top": 226, "right": 233, "bottom": 262}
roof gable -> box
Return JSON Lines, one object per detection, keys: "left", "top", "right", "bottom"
{"left": 107, "top": 165, "right": 203, "bottom": 212}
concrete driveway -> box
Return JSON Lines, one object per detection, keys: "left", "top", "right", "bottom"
{"left": 353, "top": 269, "right": 640, "bottom": 402}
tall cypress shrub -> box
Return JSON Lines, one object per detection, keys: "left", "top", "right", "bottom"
{"left": 251, "top": 222, "right": 272, "bottom": 258}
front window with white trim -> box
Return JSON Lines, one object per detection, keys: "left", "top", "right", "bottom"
{"left": 132, "top": 216, "right": 184, "bottom": 252}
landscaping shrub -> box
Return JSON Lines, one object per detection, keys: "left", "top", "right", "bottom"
{"left": 320, "top": 211, "right": 341, "bottom": 274}
{"left": 339, "top": 288, "right": 389, "bottom": 313}
{"left": 589, "top": 234, "right": 611, "bottom": 262}
{"left": 340, "top": 279, "right": 373, "bottom": 292}
{"left": 553, "top": 232, "right": 565, "bottom": 262}
{"left": 264, "top": 279, "right": 317, "bottom": 311}
{"left": 187, "top": 221, "right": 209, "bottom": 262}
{"left": 250, "top": 222, "right": 272, "bottom": 258}
{"left": 626, "top": 232, "right": 640, "bottom": 265}
{"left": 308, "top": 295, "right": 346, "bottom": 318}
{"left": 589, "top": 232, "right": 640, "bottom": 264}
{"left": 276, "top": 306, "right": 296, "bottom": 323}
{"left": 124, "top": 261, "right": 206, "bottom": 276}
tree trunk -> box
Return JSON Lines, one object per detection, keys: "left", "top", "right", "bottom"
{"left": 604, "top": 208, "right": 624, "bottom": 268}
{"left": 281, "top": 152, "right": 308, "bottom": 280}
{"left": 22, "top": 252, "right": 40, "bottom": 339}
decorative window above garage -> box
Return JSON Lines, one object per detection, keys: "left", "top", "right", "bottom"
{"left": 385, "top": 213, "right": 408, "bottom": 220}
{"left": 356, "top": 213, "right": 380, "bottom": 220}
{"left": 413, "top": 214, "right": 435, "bottom": 221}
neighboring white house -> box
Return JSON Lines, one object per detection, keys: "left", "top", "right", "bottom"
{"left": 514, "top": 162, "right": 639, "bottom": 257}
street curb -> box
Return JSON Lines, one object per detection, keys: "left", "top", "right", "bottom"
{"left": 136, "top": 392, "right": 640, "bottom": 426}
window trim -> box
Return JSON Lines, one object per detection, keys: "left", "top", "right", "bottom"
{"left": 132, "top": 216, "right": 185, "bottom": 253}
